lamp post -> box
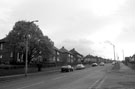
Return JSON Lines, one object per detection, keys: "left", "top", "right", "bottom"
{"left": 105, "top": 41, "right": 116, "bottom": 61}
{"left": 122, "top": 49, "right": 125, "bottom": 61}
{"left": 113, "top": 44, "right": 116, "bottom": 61}
{"left": 25, "top": 20, "right": 38, "bottom": 76}
{"left": 25, "top": 37, "right": 28, "bottom": 76}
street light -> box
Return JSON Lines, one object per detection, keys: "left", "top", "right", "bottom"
{"left": 105, "top": 41, "right": 116, "bottom": 61}
{"left": 122, "top": 49, "right": 125, "bottom": 61}
{"left": 30, "top": 20, "right": 39, "bottom": 24}
{"left": 25, "top": 20, "right": 38, "bottom": 76}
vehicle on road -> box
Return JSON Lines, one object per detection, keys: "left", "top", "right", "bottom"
{"left": 76, "top": 64, "right": 85, "bottom": 70}
{"left": 61, "top": 65, "right": 74, "bottom": 72}
{"left": 99, "top": 62, "right": 105, "bottom": 66}
{"left": 112, "top": 62, "right": 116, "bottom": 65}
{"left": 92, "top": 63, "right": 98, "bottom": 67}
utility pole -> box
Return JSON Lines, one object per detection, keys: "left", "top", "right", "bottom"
{"left": 25, "top": 20, "right": 38, "bottom": 77}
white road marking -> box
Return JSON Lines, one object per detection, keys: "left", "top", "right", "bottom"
{"left": 96, "top": 76, "right": 106, "bottom": 89}
{"left": 88, "top": 75, "right": 106, "bottom": 89}
{"left": 52, "top": 76, "right": 66, "bottom": 80}
{"left": 88, "top": 79, "right": 100, "bottom": 89}
{"left": 16, "top": 81, "right": 44, "bottom": 89}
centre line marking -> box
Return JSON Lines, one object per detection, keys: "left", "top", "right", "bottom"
{"left": 96, "top": 76, "right": 106, "bottom": 88}
{"left": 52, "top": 76, "right": 66, "bottom": 80}
{"left": 88, "top": 79, "right": 100, "bottom": 89}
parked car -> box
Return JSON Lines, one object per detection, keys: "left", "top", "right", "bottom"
{"left": 61, "top": 65, "right": 74, "bottom": 72}
{"left": 76, "top": 64, "right": 85, "bottom": 70}
{"left": 99, "top": 62, "right": 105, "bottom": 66}
{"left": 112, "top": 62, "right": 116, "bottom": 65}
{"left": 92, "top": 63, "right": 98, "bottom": 67}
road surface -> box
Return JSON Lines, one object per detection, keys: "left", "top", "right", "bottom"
{"left": 0, "top": 64, "right": 112, "bottom": 89}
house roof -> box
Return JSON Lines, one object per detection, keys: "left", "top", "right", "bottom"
{"left": 85, "top": 54, "right": 94, "bottom": 58}
{"left": 0, "top": 38, "right": 7, "bottom": 43}
{"left": 53, "top": 46, "right": 62, "bottom": 53}
{"left": 59, "top": 46, "right": 71, "bottom": 54}
{"left": 70, "top": 48, "right": 83, "bottom": 57}
{"left": 53, "top": 46, "right": 59, "bottom": 51}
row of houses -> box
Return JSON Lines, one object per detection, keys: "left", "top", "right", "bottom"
{"left": 83, "top": 54, "right": 112, "bottom": 64}
{"left": 0, "top": 38, "right": 83, "bottom": 65}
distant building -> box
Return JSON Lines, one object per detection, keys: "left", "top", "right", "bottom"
{"left": 84, "top": 54, "right": 99, "bottom": 63}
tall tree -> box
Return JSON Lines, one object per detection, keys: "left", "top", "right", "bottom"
{"left": 6, "top": 20, "right": 54, "bottom": 63}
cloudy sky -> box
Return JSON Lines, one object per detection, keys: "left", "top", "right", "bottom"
{"left": 0, "top": 0, "right": 135, "bottom": 60}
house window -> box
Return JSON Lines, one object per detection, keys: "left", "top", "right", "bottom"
{"left": 57, "top": 52, "right": 59, "bottom": 55}
{"left": 10, "top": 52, "right": 13, "bottom": 57}
{"left": 57, "top": 58, "right": 60, "bottom": 61}
{"left": 71, "top": 55, "right": 73, "bottom": 58}
{"left": 0, "top": 55, "right": 2, "bottom": 58}
{"left": 0, "top": 44, "right": 3, "bottom": 50}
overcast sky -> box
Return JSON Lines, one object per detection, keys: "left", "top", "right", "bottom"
{"left": 0, "top": 0, "right": 135, "bottom": 60}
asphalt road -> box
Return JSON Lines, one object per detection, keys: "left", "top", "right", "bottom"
{"left": 0, "top": 64, "right": 112, "bottom": 89}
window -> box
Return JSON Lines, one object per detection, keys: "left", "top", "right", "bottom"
{"left": 57, "top": 52, "right": 59, "bottom": 55}
{"left": 10, "top": 52, "right": 13, "bottom": 57}
{"left": 0, "top": 55, "right": 2, "bottom": 58}
{"left": 0, "top": 44, "right": 3, "bottom": 50}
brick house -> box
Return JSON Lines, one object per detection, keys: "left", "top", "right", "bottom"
{"left": 69, "top": 48, "right": 83, "bottom": 64}
{"left": 0, "top": 38, "right": 13, "bottom": 64}
{"left": 48, "top": 46, "right": 61, "bottom": 63}
{"left": 59, "top": 46, "right": 73, "bottom": 65}
{"left": 0, "top": 38, "right": 26, "bottom": 65}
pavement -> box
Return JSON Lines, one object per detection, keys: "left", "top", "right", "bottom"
{"left": 100, "top": 63, "right": 135, "bottom": 89}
